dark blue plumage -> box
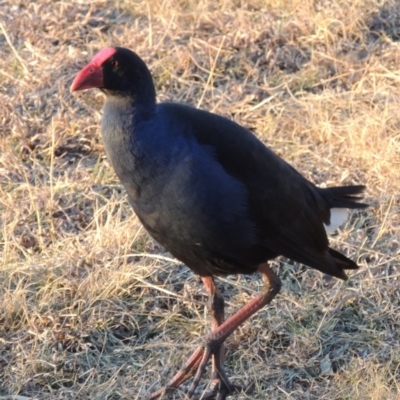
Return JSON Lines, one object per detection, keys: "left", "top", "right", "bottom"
{"left": 99, "top": 88, "right": 366, "bottom": 279}
{"left": 71, "top": 47, "right": 368, "bottom": 399}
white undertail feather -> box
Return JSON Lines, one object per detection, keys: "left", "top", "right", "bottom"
{"left": 323, "top": 208, "right": 349, "bottom": 234}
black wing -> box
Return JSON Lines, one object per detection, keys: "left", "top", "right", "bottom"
{"left": 162, "top": 103, "right": 366, "bottom": 279}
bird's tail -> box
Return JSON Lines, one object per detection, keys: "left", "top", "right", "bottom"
{"left": 320, "top": 185, "right": 369, "bottom": 233}
{"left": 329, "top": 248, "right": 359, "bottom": 270}
{"left": 322, "top": 185, "right": 368, "bottom": 209}
{"left": 319, "top": 185, "right": 367, "bottom": 278}
{"left": 325, "top": 248, "right": 359, "bottom": 281}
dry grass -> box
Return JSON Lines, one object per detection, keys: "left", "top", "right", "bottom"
{"left": 0, "top": 0, "right": 399, "bottom": 399}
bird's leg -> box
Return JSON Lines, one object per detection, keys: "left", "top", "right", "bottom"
{"left": 200, "top": 276, "right": 238, "bottom": 398}
{"left": 147, "top": 262, "right": 281, "bottom": 400}
{"left": 147, "top": 277, "right": 223, "bottom": 400}
{"left": 202, "top": 276, "right": 225, "bottom": 332}
{"left": 185, "top": 263, "right": 281, "bottom": 399}
{"left": 201, "top": 276, "right": 226, "bottom": 377}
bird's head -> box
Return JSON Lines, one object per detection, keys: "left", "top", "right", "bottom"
{"left": 71, "top": 47, "right": 155, "bottom": 104}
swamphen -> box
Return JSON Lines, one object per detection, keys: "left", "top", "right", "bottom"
{"left": 71, "top": 47, "right": 368, "bottom": 399}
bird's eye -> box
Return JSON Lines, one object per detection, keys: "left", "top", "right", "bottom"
{"left": 110, "top": 59, "right": 118, "bottom": 67}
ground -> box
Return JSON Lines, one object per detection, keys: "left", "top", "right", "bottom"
{"left": 0, "top": 0, "right": 399, "bottom": 399}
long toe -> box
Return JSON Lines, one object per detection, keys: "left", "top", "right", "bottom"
{"left": 185, "top": 347, "right": 213, "bottom": 399}
{"left": 147, "top": 347, "right": 205, "bottom": 399}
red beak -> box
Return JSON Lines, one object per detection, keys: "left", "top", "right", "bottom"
{"left": 71, "top": 48, "right": 117, "bottom": 92}
{"left": 71, "top": 62, "right": 104, "bottom": 92}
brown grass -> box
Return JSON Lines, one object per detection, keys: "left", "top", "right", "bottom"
{"left": 0, "top": 0, "right": 399, "bottom": 399}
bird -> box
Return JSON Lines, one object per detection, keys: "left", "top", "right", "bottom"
{"left": 71, "top": 47, "right": 368, "bottom": 400}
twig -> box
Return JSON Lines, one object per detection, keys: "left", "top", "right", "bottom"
{"left": 197, "top": 36, "right": 226, "bottom": 109}
{"left": 0, "top": 21, "right": 30, "bottom": 76}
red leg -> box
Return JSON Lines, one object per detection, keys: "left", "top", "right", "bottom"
{"left": 202, "top": 276, "right": 228, "bottom": 384}
{"left": 148, "top": 277, "right": 224, "bottom": 399}
{"left": 202, "top": 276, "right": 225, "bottom": 330}
{"left": 200, "top": 276, "right": 238, "bottom": 399}
{"left": 147, "top": 262, "right": 281, "bottom": 399}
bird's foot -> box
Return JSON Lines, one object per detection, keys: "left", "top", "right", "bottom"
{"left": 147, "top": 342, "right": 239, "bottom": 399}
{"left": 191, "top": 375, "right": 248, "bottom": 400}
{"left": 147, "top": 346, "right": 204, "bottom": 400}
{"left": 195, "top": 365, "right": 255, "bottom": 400}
